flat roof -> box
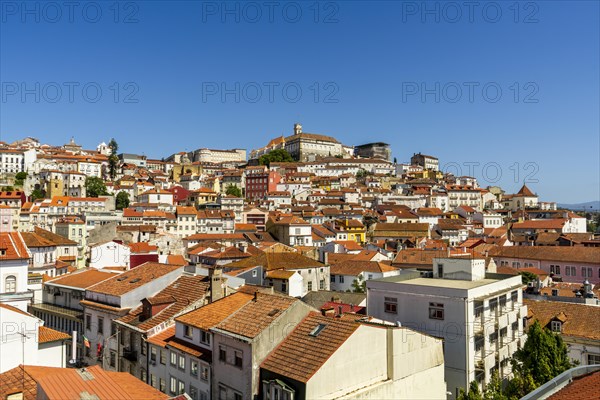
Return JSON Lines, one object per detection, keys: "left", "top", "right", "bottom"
{"left": 376, "top": 275, "right": 501, "bottom": 290}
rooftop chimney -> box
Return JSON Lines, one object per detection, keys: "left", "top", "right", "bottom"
{"left": 209, "top": 268, "right": 224, "bottom": 303}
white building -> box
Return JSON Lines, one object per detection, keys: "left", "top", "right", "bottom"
{"left": 88, "top": 240, "right": 131, "bottom": 269}
{"left": 0, "top": 232, "right": 33, "bottom": 311}
{"left": 0, "top": 304, "right": 70, "bottom": 373}
{"left": 260, "top": 312, "right": 447, "bottom": 400}
{"left": 367, "top": 257, "right": 527, "bottom": 398}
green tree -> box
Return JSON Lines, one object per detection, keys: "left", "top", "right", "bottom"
{"left": 1, "top": 186, "right": 14, "bottom": 191}
{"left": 108, "top": 138, "right": 119, "bottom": 180}
{"left": 31, "top": 189, "right": 45, "bottom": 201}
{"left": 258, "top": 149, "right": 294, "bottom": 166}
{"left": 506, "top": 321, "right": 575, "bottom": 398}
{"left": 519, "top": 270, "right": 538, "bottom": 285}
{"left": 351, "top": 275, "right": 366, "bottom": 293}
{"left": 85, "top": 177, "right": 108, "bottom": 198}
{"left": 457, "top": 381, "right": 483, "bottom": 400}
{"left": 356, "top": 168, "right": 370, "bottom": 179}
{"left": 115, "top": 191, "right": 130, "bottom": 210}
{"left": 225, "top": 184, "right": 242, "bottom": 198}
{"left": 14, "top": 172, "right": 27, "bottom": 186}
{"left": 483, "top": 372, "right": 508, "bottom": 400}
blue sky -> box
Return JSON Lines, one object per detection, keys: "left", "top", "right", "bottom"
{"left": 1, "top": 1, "right": 598, "bottom": 203}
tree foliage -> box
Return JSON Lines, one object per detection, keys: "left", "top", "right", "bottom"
{"left": 351, "top": 275, "right": 366, "bottom": 293}
{"left": 258, "top": 149, "right": 293, "bottom": 166}
{"left": 108, "top": 138, "right": 119, "bottom": 180}
{"left": 519, "top": 271, "right": 538, "bottom": 285}
{"left": 85, "top": 177, "right": 108, "bottom": 198}
{"left": 457, "top": 321, "right": 575, "bottom": 400}
{"left": 225, "top": 184, "right": 242, "bottom": 198}
{"left": 116, "top": 191, "right": 130, "bottom": 210}
{"left": 31, "top": 189, "right": 45, "bottom": 201}
{"left": 14, "top": 172, "right": 27, "bottom": 186}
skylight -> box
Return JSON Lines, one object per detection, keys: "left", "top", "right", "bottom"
{"left": 309, "top": 323, "right": 327, "bottom": 337}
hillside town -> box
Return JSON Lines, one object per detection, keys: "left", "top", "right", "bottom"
{"left": 1, "top": 124, "right": 599, "bottom": 400}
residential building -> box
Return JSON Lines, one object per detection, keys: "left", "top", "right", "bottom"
{"left": 226, "top": 252, "right": 330, "bottom": 297}
{"left": 524, "top": 299, "right": 600, "bottom": 367}
{"left": 488, "top": 246, "right": 600, "bottom": 284}
{"left": 0, "top": 232, "right": 33, "bottom": 311}
{"left": 330, "top": 260, "right": 400, "bottom": 292}
{"left": 0, "top": 364, "right": 168, "bottom": 400}
{"left": 411, "top": 153, "right": 439, "bottom": 171}
{"left": 260, "top": 312, "right": 446, "bottom": 400}
{"left": 105, "top": 274, "right": 212, "bottom": 382}
{"left": 266, "top": 215, "right": 313, "bottom": 247}
{"left": 175, "top": 291, "right": 314, "bottom": 400}
{"left": 367, "top": 257, "right": 527, "bottom": 397}
{"left": 0, "top": 304, "right": 70, "bottom": 373}
{"left": 354, "top": 142, "right": 392, "bottom": 161}
{"left": 79, "top": 262, "right": 184, "bottom": 365}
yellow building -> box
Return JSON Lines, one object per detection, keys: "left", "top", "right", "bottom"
{"left": 337, "top": 218, "right": 366, "bottom": 243}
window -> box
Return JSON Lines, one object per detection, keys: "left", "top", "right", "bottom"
{"left": 219, "top": 386, "right": 227, "bottom": 400}
{"left": 178, "top": 380, "right": 185, "bottom": 395}
{"left": 339, "top": 275, "right": 344, "bottom": 283}
{"left": 587, "top": 354, "right": 600, "bottom": 365}
{"left": 200, "top": 330, "right": 211, "bottom": 345}
{"left": 109, "top": 351, "right": 116, "bottom": 367}
{"left": 489, "top": 298, "right": 498, "bottom": 313}
{"left": 191, "top": 360, "right": 198, "bottom": 377}
{"left": 85, "top": 314, "right": 92, "bottom": 330}
{"left": 384, "top": 297, "right": 397, "bottom": 314}
{"left": 437, "top": 263, "right": 444, "bottom": 277}
{"left": 170, "top": 376, "right": 177, "bottom": 395}
{"left": 150, "top": 374, "right": 157, "bottom": 388}
{"left": 219, "top": 346, "right": 226, "bottom": 362}
{"left": 160, "top": 349, "right": 166, "bottom": 364}
{"left": 97, "top": 317, "right": 104, "bottom": 334}
{"left": 319, "top": 279, "right": 325, "bottom": 290}
{"left": 140, "top": 368, "right": 147, "bottom": 382}
{"left": 582, "top": 267, "right": 593, "bottom": 278}
{"left": 307, "top": 281, "right": 313, "bottom": 291}
{"left": 201, "top": 365, "right": 209, "bottom": 381}
{"left": 178, "top": 355, "right": 185, "bottom": 370}
{"left": 511, "top": 290, "right": 518, "bottom": 303}
{"left": 160, "top": 379, "right": 166, "bottom": 393}
{"left": 330, "top": 275, "right": 335, "bottom": 283}
{"left": 184, "top": 325, "right": 193, "bottom": 338}
{"left": 281, "top": 281, "right": 287, "bottom": 292}
{"left": 551, "top": 321, "right": 562, "bottom": 332}
{"left": 429, "top": 302, "right": 444, "bottom": 320}
{"left": 150, "top": 347, "right": 157, "bottom": 362}
{"left": 170, "top": 351, "right": 177, "bottom": 366}
{"left": 189, "top": 386, "right": 198, "bottom": 400}
{"left": 4, "top": 275, "right": 16, "bottom": 293}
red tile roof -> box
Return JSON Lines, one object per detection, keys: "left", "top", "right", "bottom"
{"left": 261, "top": 312, "right": 360, "bottom": 382}
{"left": 547, "top": 370, "right": 600, "bottom": 400}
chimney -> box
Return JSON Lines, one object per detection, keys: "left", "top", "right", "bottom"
{"left": 209, "top": 268, "right": 224, "bottom": 303}
{"left": 337, "top": 305, "right": 343, "bottom": 317}
{"left": 253, "top": 291, "right": 258, "bottom": 302}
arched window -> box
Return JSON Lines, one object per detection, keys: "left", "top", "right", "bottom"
{"left": 5, "top": 275, "right": 16, "bottom": 293}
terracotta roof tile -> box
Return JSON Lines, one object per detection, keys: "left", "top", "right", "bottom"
{"left": 216, "top": 292, "right": 299, "bottom": 338}
{"left": 38, "top": 326, "right": 71, "bottom": 343}
{"left": 261, "top": 312, "right": 360, "bottom": 382}
{"left": 524, "top": 299, "right": 600, "bottom": 340}
{"left": 176, "top": 292, "right": 254, "bottom": 330}
{"left": 0, "top": 232, "right": 31, "bottom": 260}
{"left": 547, "top": 370, "right": 600, "bottom": 400}
{"left": 87, "top": 263, "right": 182, "bottom": 296}
{"left": 47, "top": 269, "right": 116, "bottom": 289}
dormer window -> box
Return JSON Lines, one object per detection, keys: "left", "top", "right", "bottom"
{"left": 551, "top": 321, "right": 562, "bottom": 332}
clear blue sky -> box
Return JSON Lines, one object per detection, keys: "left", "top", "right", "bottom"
{"left": 1, "top": 1, "right": 598, "bottom": 203}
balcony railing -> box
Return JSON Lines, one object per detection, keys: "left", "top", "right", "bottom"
{"left": 122, "top": 347, "right": 137, "bottom": 362}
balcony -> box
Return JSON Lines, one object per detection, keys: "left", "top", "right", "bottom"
{"left": 122, "top": 347, "right": 137, "bottom": 362}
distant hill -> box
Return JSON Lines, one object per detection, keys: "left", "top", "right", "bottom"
{"left": 558, "top": 201, "right": 600, "bottom": 211}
